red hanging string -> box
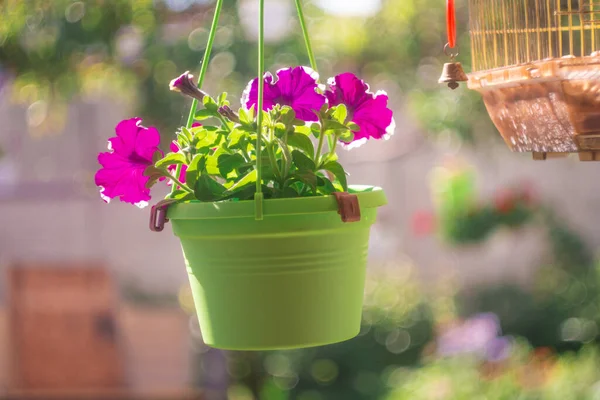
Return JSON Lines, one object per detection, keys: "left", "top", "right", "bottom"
{"left": 447, "top": 0, "right": 456, "bottom": 48}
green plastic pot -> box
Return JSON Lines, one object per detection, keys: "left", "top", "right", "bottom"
{"left": 167, "top": 186, "right": 387, "bottom": 350}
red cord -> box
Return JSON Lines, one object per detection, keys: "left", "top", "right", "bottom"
{"left": 447, "top": 0, "right": 456, "bottom": 48}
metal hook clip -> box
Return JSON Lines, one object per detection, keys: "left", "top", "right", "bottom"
{"left": 149, "top": 199, "right": 178, "bottom": 232}
{"left": 333, "top": 192, "right": 361, "bottom": 223}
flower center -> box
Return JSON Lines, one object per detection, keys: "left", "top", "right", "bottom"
{"left": 274, "top": 95, "right": 292, "bottom": 107}
{"left": 130, "top": 152, "right": 151, "bottom": 165}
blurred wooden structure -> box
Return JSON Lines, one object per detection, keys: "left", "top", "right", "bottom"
{"left": 2, "top": 264, "right": 203, "bottom": 400}
{"left": 7, "top": 265, "right": 125, "bottom": 391}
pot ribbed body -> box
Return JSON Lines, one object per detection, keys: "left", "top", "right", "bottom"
{"left": 168, "top": 188, "right": 385, "bottom": 350}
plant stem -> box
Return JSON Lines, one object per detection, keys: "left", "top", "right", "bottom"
{"left": 315, "top": 125, "right": 326, "bottom": 167}
{"left": 217, "top": 114, "right": 232, "bottom": 133}
{"left": 267, "top": 142, "right": 282, "bottom": 182}
{"left": 240, "top": 143, "right": 251, "bottom": 163}
{"left": 171, "top": 0, "right": 224, "bottom": 196}
{"left": 255, "top": 0, "right": 265, "bottom": 198}
{"left": 166, "top": 173, "right": 194, "bottom": 194}
{"left": 329, "top": 134, "right": 338, "bottom": 155}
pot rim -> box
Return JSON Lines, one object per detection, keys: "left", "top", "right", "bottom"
{"left": 167, "top": 185, "right": 386, "bottom": 220}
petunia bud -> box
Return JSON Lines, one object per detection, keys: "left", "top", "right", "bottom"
{"left": 218, "top": 105, "right": 240, "bottom": 123}
{"left": 169, "top": 71, "right": 207, "bottom": 102}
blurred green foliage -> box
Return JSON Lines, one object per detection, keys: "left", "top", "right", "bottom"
{"left": 428, "top": 163, "right": 600, "bottom": 353}
{"left": 386, "top": 343, "right": 600, "bottom": 400}
{"left": 430, "top": 164, "right": 535, "bottom": 244}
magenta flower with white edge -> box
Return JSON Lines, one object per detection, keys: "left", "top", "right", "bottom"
{"left": 242, "top": 66, "right": 326, "bottom": 122}
{"left": 94, "top": 118, "right": 163, "bottom": 208}
{"left": 325, "top": 72, "right": 395, "bottom": 149}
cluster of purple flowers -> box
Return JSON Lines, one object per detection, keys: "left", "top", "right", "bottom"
{"left": 437, "top": 313, "right": 512, "bottom": 362}
{"left": 95, "top": 66, "right": 395, "bottom": 206}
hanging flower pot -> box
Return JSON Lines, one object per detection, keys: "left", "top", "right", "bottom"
{"left": 443, "top": 0, "right": 600, "bottom": 161}
{"left": 163, "top": 189, "right": 385, "bottom": 349}
{"left": 94, "top": 0, "right": 394, "bottom": 350}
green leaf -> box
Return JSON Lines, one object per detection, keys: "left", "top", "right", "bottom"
{"left": 281, "top": 186, "right": 300, "bottom": 198}
{"left": 181, "top": 127, "right": 193, "bottom": 141}
{"left": 293, "top": 170, "right": 317, "bottom": 191}
{"left": 226, "top": 169, "right": 258, "bottom": 193}
{"left": 280, "top": 107, "right": 296, "bottom": 124}
{"left": 310, "top": 123, "right": 321, "bottom": 138}
{"left": 317, "top": 175, "right": 337, "bottom": 195}
{"left": 276, "top": 138, "right": 292, "bottom": 178}
{"left": 185, "top": 154, "right": 205, "bottom": 189}
{"left": 195, "top": 132, "right": 219, "bottom": 152}
{"left": 194, "top": 175, "right": 226, "bottom": 202}
{"left": 295, "top": 125, "right": 311, "bottom": 135}
{"left": 143, "top": 165, "right": 169, "bottom": 189}
{"left": 292, "top": 150, "right": 315, "bottom": 172}
{"left": 203, "top": 95, "right": 219, "bottom": 112}
{"left": 321, "top": 161, "right": 348, "bottom": 191}
{"left": 247, "top": 105, "right": 255, "bottom": 121}
{"left": 339, "top": 130, "right": 354, "bottom": 142}
{"left": 287, "top": 132, "right": 315, "bottom": 157}
{"left": 320, "top": 152, "right": 339, "bottom": 164}
{"left": 239, "top": 107, "right": 251, "bottom": 125}
{"left": 218, "top": 153, "right": 245, "bottom": 176}
{"left": 261, "top": 110, "right": 272, "bottom": 126}
{"left": 292, "top": 118, "right": 306, "bottom": 126}
{"left": 155, "top": 152, "right": 186, "bottom": 168}
{"left": 195, "top": 108, "right": 216, "bottom": 120}
{"left": 324, "top": 120, "right": 348, "bottom": 131}
{"left": 331, "top": 104, "right": 347, "bottom": 124}
{"left": 205, "top": 154, "right": 220, "bottom": 175}
{"left": 218, "top": 92, "right": 227, "bottom": 106}
{"left": 221, "top": 184, "right": 273, "bottom": 201}
{"left": 166, "top": 189, "right": 196, "bottom": 201}
{"left": 347, "top": 122, "right": 360, "bottom": 132}
{"left": 190, "top": 128, "right": 218, "bottom": 153}
{"left": 227, "top": 129, "right": 248, "bottom": 148}
{"left": 152, "top": 150, "right": 163, "bottom": 164}
{"left": 176, "top": 132, "right": 190, "bottom": 148}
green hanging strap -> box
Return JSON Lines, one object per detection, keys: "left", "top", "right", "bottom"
{"left": 254, "top": 0, "right": 266, "bottom": 220}
{"left": 171, "top": 0, "right": 319, "bottom": 222}
{"left": 171, "top": 0, "right": 225, "bottom": 196}
{"left": 294, "top": 0, "right": 335, "bottom": 153}
{"left": 294, "top": 0, "right": 318, "bottom": 72}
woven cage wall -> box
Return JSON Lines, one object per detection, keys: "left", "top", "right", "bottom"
{"left": 469, "top": 0, "right": 600, "bottom": 71}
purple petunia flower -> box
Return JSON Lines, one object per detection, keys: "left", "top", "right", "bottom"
{"left": 437, "top": 313, "right": 511, "bottom": 362}
{"left": 242, "top": 66, "right": 326, "bottom": 122}
{"left": 95, "top": 118, "right": 162, "bottom": 208}
{"left": 325, "top": 72, "right": 395, "bottom": 149}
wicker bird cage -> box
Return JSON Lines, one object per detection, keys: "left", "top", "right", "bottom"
{"left": 466, "top": 0, "right": 600, "bottom": 160}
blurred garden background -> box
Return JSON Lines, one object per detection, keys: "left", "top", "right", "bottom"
{"left": 1, "top": 0, "right": 600, "bottom": 399}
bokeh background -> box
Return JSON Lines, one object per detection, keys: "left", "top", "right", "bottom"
{"left": 1, "top": 0, "right": 600, "bottom": 399}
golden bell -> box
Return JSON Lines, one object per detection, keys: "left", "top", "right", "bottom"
{"left": 439, "top": 62, "right": 468, "bottom": 90}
